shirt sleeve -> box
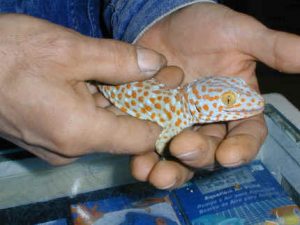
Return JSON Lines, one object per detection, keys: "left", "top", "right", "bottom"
{"left": 102, "top": 0, "right": 217, "bottom": 43}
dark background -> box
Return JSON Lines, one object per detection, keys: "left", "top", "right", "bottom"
{"left": 223, "top": 0, "right": 300, "bottom": 109}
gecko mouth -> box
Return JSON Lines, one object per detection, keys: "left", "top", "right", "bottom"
{"left": 224, "top": 106, "right": 264, "bottom": 114}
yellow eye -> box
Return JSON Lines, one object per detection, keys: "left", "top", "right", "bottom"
{"left": 221, "top": 91, "right": 237, "bottom": 107}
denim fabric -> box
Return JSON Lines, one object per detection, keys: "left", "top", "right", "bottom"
{"left": 103, "top": 0, "right": 217, "bottom": 43}
{"left": 0, "top": 0, "right": 217, "bottom": 42}
{"left": 0, "top": 0, "right": 101, "bottom": 38}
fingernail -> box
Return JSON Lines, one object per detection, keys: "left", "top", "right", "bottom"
{"left": 160, "top": 180, "right": 177, "bottom": 190}
{"left": 137, "top": 46, "right": 166, "bottom": 76}
{"left": 176, "top": 150, "right": 198, "bottom": 161}
{"left": 223, "top": 160, "right": 245, "bottom": 167}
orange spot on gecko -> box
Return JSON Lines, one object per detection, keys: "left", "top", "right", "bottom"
{"left": 213, "top": 103, "right": 217, "bottom": 108}
{"left": 163, "top": 97, "right": 170, "bottom": 104}
{"left": 218, "top": 106, "right": 224, "bottom": 112}
{"left": 145, "top": 105, "right": 152, "bottom": 111}
{"left": 203, "top": 104, "right": 209, "bottom": 111}
{"left": 175, "top": 119, "right": 182, "bottom": 127}
{"left": 132, "top": 91, "right": 137, "bottom": 98}
{"left": 202, "top": 86, "right": 207, "bottom": 92}
{"left": 138, "top": 96, "right": 144, "bottom": 102}
{"left": 131, "top": 100, "right": 137, "bottom": 106}
{"left": 117, "top": 93, "right": 122, "bottom": 99}
{"left": 192, "top": 87, "right": 199, "bottom": 96}
{"left": 160, "top": 118, "right": 166, "bottom": 123}
{"left": 155, "top": 103, "right": 161, "bottom": 110}
{"left": 241, "top": 98, "right": 246, "bottom": 102}
{"left": 151, "top": 113, "right": 156, "bottom": 120}
{"left": 189, "top": 99, "right": 195, "bottom": 105}
{"left": 251, "top": 98, "right": 256, "bottom": 103}
{"left": 247, "top": 103, "right": 252, "bottom": 107}
{"left": 170, "top": 105, "right": 176, "bottom": 112}
{"left": 120, "top": 107, "right": 127, "bottom": 113}
{"left": 150, "top": 98, "right": 156, "bottom": 104}
{"left": 177, "top": 109, "right": 182, "bottom": 115}
{"left": 126, "top": 84, "right": 131, "bottom": 89}
{"left": 111, "top": 93, "right": 115, "bottom": 98}
{"left": 157, "top": 96, "right": 162, "bottom": 100}
{"left": 164, "top": 109, "right": 172, "bottom": 120}
{"left": 144, "top": 91, "right": 149, "bottom": 97}
{"left": 134, "top": 82, "right": 143, "bottom": 87}
{"left": 125, "top": 102, "right": 130, "bottom": 108}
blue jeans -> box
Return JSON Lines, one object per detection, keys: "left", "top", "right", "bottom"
{"left": 0, "top": 0, "right": 216, "bottom": 42}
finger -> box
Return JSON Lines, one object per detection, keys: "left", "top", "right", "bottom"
{"left": 93, "top": 92, "right": 111, "bottom": 108}
{"left": 236, "top": 13, "right": 300, "bottom": 73}
{"left": 85, "top": 109, "right": 161, "bottom": 154}
{"left": 26, "top": 146, "right": 77, "bottom": 166}
{"left": 155, "top": 66, "right": 184, "bottom": 88}
{"left": 216, "top": 114, "right": 267, "bottom": 167}
{"left": 4, "top": 137, "right": 77, "bottom": 166}
{"left": 169, "top": 124, "right": 226, "bottom": 168}
{"left": 148, "top": 160, "right": 193, "bottom": 189}
{"left": 130, "top": 152, "right": 160, "bottom": 182}
{"left": 77, "top": 39, "right": 167, "bottom": 83}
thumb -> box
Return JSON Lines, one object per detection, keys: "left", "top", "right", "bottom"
{"left": 76, "top": 38, "right": 166, "bottom": 84}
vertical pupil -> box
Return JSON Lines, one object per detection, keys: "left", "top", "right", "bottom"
{"left": 227, "top": 95, "right": 231, "bottom": 104}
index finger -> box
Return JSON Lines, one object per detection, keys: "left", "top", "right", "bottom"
{"left": 87, "top": 109, "right": 161, "bottom": 154}
{"left": 216, "top": 113, "right": 268, "bottom": 167}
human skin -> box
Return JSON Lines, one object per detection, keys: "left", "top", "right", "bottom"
{"left": 1, "top": 3, "right": 300, "bottom": 190}
{"left": 0, "top": 14, "right": 177, "bottom": 165}
{"left": 131, "top": 3, "right": 300, "bottom": 189}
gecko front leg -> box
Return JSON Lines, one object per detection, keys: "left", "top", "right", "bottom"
{"left": 155, "top": 125, "right": 187, "bottom": 155}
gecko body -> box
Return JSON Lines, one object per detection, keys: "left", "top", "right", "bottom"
{"left": 98, "top": 76, "right": 264, "bottom": 154}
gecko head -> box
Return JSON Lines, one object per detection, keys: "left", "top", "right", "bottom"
{"left": 185, "top": 76, "right": 265, "bottom": 123}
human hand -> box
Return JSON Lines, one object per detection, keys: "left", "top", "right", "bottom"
{"left": 132, "top": 2, "right": 300, "bottom": 189}
{"left": 0, "top": 14, "right": 173, "bottom": 165}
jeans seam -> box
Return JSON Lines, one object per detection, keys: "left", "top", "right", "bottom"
{"left": 88, "top": 0, "right": 96, "bottom": 37}
{"left": 69, "top": 0, "right": 78, "bottom": 31}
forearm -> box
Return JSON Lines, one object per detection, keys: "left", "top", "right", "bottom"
{"left": 102, "top": 0, "right": 217, "bottom": 43}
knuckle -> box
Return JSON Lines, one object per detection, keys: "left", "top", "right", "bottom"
{"left": 46, "top": 36, "right": 78, "bottom": 60}
{"left": 108, "top": 41, "right": 135, "bottom": 73}
{"left": 49, "top": 117, "right": 86, "bottom": 157}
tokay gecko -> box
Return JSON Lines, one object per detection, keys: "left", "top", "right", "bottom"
{"left": 98, "top": 76, "right": 264, "bottom": 154}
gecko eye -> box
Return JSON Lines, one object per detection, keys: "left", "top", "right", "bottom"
{"left": 221, "top": 91, "right": 237, "bottom": 107}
